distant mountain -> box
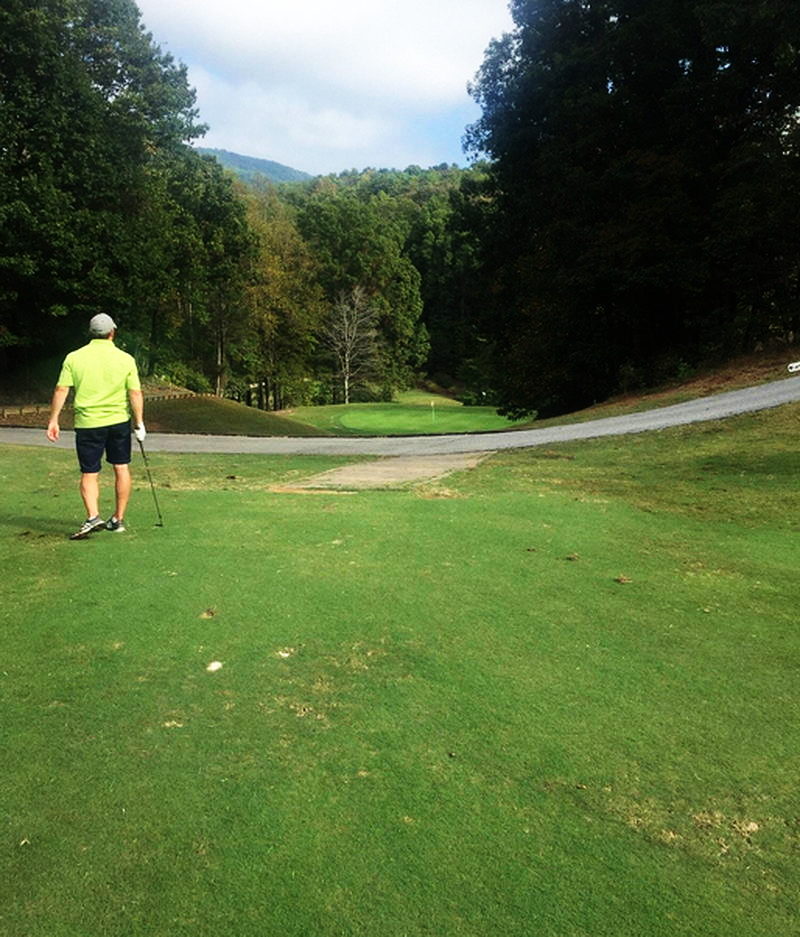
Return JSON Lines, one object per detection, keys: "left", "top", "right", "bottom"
{"left": 196, "top": 148, "right": 313, "bottom": 184}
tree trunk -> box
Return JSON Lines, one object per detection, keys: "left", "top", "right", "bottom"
{"left": 187, "top": 297, "right": 195, "bottom": 359}
{"left": 215, "top": 315, "right": 225, "bottom": 397}
{"left": 343, "top": 352, "right": 351, "bottom": 404}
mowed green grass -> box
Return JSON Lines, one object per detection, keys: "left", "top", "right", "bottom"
{"left": 1, "top": 405, "right": 799, "bottom": 937}
{"left": 145, "top": 396, "right": 327, "bottom": 437}
{"left": 289, "top": 391, "right": 525, "bottom": 435}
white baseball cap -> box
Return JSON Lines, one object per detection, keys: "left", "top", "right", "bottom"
{"left": 89, "top": 313, "right": 117, "bottom": 336}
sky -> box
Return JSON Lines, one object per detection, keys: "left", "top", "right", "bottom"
{"left": 134, "top": 0, "right": 514, "bottom": 176}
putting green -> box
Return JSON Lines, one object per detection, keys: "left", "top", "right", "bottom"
{"left": 288, "top": 392, "right": 526, "bottom": 435}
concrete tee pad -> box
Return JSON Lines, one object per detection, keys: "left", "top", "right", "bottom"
{"left": 272, "top": 452, "right": 492, "bottom": 491}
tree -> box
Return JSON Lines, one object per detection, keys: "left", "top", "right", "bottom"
{"left": 291, "top": 184, "right": 429, "bottom": 394}
{"left": 323, "top": 286, "right": 378, "bottom": 404}
{"left": 466, "top": 0, "right": 800, "bottom": 416}
{"left": 239, "top": 185, "right": 324, "bottom": 409}
{"left": 0, "top": 0, "right": 210, "bottom": 389}
{"left": 403, "top": 165, "right": 493, "bottom": 388}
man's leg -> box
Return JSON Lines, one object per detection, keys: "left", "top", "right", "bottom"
{"left": 70, "top": 428, "right": 106, "bottom": 538}
{"left": 79, "top": 472, "right": 100, "bottom": 518}
{"left": 75, "top": 427, "right": 104, "bottom": 519}
{"left": 113, "top": 463, "right": 131, "bottom": 521}
{"left": 106, "top": 422, "right": 133, "bottom": 529}
{"left": 70, "top": 470, "right": 106, "bottom": 538}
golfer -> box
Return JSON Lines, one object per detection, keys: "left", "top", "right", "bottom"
{"left": 47, "top": 314, "right": 146, "bottom": 540}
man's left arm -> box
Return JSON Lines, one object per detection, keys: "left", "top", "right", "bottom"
{"left": 129, "top": 389, "right": 145, "bottom": 440}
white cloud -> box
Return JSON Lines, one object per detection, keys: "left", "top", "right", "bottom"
{"left": 135, "top": 0, "right": 513, "bottom": 172}
{"left": 190, "top": 67, "right": 402, "bottom": 172}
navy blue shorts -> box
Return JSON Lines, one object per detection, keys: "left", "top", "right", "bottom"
{"left": 74, "top": 421, "right": 132, "bottom": 473}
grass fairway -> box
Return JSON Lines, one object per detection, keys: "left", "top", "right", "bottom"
{"left": 2, "top": 406, "right": 799, "bottom": 936}
{"left": 288, "top": 391, "right": 525, "bottom": 435}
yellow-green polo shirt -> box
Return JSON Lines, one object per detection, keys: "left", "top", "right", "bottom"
{"left": 57, "top": 339, "right": 141, "bottom": 429}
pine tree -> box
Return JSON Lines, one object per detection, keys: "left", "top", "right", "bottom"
{"left": 467, "top": 0, "right": 800, "bottom": 415}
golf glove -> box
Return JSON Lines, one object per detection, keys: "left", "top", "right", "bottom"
{"left": 134, "top": 422, "right": 146, "bottom": 442}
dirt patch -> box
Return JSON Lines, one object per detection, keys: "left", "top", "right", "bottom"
{"left": 414, "top": 486, "right": 466, "bottom": 500}
{"left": 267, "top": 487, "right": 357, "bottom": 495}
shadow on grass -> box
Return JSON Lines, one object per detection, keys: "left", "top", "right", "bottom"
{"left": 0, "top": 512, "right": 73, "bottom": 538}
{"left": 694, "top": 450, "right": 800, "bottom": 477}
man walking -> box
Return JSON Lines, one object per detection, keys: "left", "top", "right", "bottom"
{"left": 47, "top": 314, "right": 146, "bottom": 540}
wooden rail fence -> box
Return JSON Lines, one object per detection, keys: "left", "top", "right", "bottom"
{"left": 0, "top": 391, "right": 215, "bottom": 419}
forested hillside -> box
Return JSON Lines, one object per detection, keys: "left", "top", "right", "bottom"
{"left": 2, "top": 0, "right": 798, "bottom": 416}
{"left": 196, "top": 149, "right": 312, "bottom": 185}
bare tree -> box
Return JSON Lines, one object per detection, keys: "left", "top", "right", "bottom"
{"left": 323, "top": 286, "right": 378, "bottom": 404}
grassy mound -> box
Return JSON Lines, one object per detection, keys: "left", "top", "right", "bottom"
{"left": 1, "top": 403, "right": 798, "bottom": 936}
{"left": 141, "top": 396, "right": 326, "bottom": 437}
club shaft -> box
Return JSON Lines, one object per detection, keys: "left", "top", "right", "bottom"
{"left": 137, "top": 438, "right": 164, "bottom": 526}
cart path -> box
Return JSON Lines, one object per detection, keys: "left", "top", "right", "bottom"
{"left": 2, "top": 376, "right": 799, "bottom": 459}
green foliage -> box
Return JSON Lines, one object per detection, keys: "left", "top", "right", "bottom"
{"left": 237, "top": 186, "right": 324, "bottom": 409}
{"left": 154, "top": 361, "right": 213, "bottom": 394}
{"left": 467, "top": 0, "right": 800, "bottom": 416}
{"left": 0, "top": 0, "right": 258, "bottom": 401}
{"left": 283, "top": 165, "right": 501, "bottom": 397}
{"left": 0, "top": 0, "right": 206, "bottom": 371}
{"left": 9, "top": 0, "right": 798, "bottom": 418}
{"left": 457, "top": 388, "right": 504, "bottom": 408}
{"left": 0, "top": 0, "right": 486, "bottom": 413}
{"left": 291, "top": 183, "right": 429, "bottom": 393}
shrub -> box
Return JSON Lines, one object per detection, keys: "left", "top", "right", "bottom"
{"left": 156, "top": 363, "right": 213, "bottom": 394}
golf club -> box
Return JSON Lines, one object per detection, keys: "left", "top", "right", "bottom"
{"left": 137, "top": 437, "right": 164, "bottom": 527}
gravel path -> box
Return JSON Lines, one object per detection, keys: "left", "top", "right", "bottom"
{"left": 2, "top": 376, "right": 799, "bottom": 457}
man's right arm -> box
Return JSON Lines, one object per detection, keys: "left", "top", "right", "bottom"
{"left": 47, "top": 386, "right": 70, "bottom": 441}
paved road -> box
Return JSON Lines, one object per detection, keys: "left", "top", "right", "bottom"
{"left": 2, "top": 377, "right": 799, "bottom": 457}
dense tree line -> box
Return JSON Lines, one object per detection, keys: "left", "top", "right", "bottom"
{"left": 0, "top": 0, "right": 252, "bottom": 393}
{"left": 0, "top": 0, "right": 481, "bottom": 406}
{"left": 466, "top": 0, "right": 800, "bottom": 416}
{"left": 197, "top": 166, "right": 487, "bottom": 408}
{"left": 3, "top": 0, "right": 798, "bottom": 416}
